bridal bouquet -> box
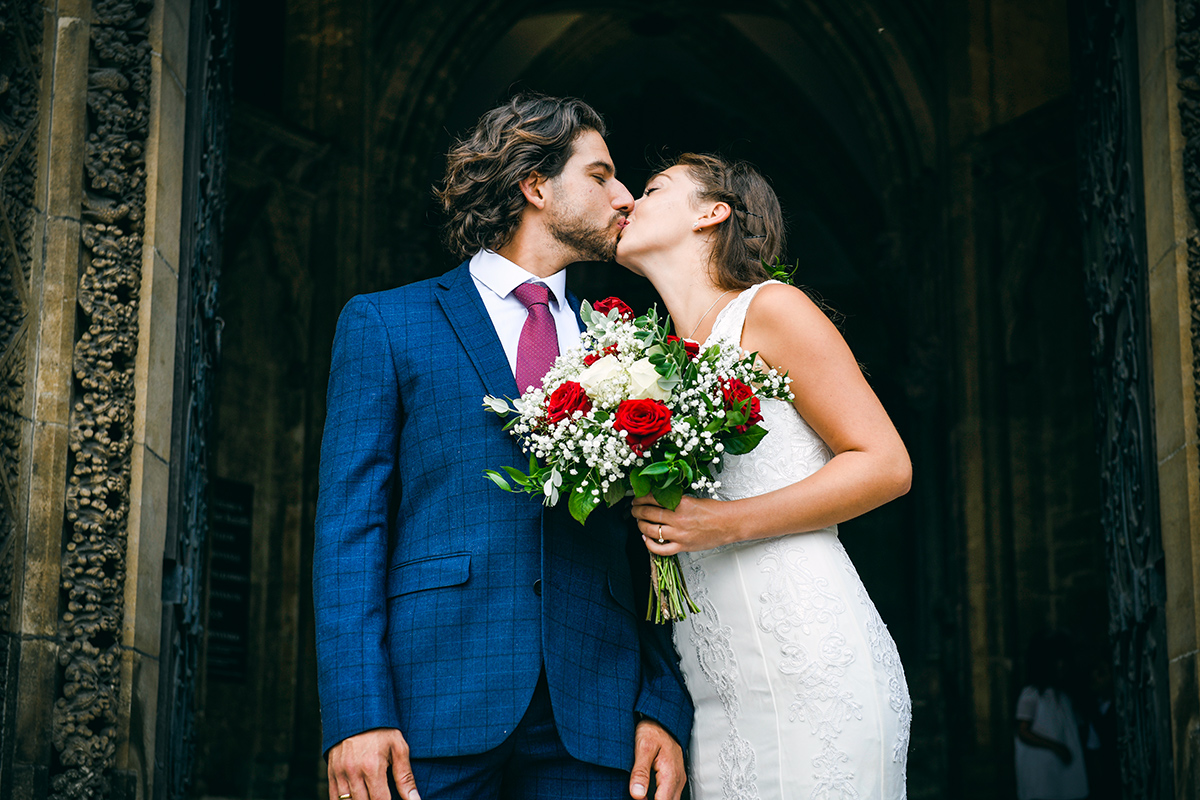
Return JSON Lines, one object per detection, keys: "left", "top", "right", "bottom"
{"left": 482, "top": 296, "right": 793, "bottom": 622}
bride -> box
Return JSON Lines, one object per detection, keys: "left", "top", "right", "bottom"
{"left": 615, "top": 154, "right": 912, "bottom": 799}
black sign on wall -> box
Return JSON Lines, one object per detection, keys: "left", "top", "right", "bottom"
{"left": 206, "top": 479, "right": 254, "bottom": 682}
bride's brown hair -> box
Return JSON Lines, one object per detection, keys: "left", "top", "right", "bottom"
{"left": 670, "top": 153, "right": 786, "bottom": 290}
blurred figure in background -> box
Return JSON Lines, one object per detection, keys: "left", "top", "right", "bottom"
{"left": 1014, "top": 630, "right": 1088, "bottom": 800}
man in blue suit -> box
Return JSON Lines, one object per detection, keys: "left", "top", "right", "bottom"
{"left": 313, "top": 94, "right": 692, "bottom": 800}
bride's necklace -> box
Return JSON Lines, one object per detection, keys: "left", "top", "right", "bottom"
{"left": 688, "top": 290, "right": 732, "bottom": 340}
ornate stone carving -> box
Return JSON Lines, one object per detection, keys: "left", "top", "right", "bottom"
{"left": 1073, "top": 0, "right": 1175, "bottom": 797}
{"left": 0, "top": 0, "right": 40, "bottom": 620}
{"left": 0, "top": 7, "right": 42, "bottom": 786}
{"left": 1176, "top": 2, "right": 1200, "bottom": 446}
{"left": 52, "top": 1, "right": 152, "bottom": 797}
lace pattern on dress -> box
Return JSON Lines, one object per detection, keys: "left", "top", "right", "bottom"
{"left": 681, "top": 557, "right": 762, "bottom": 799}
{"left": 757, "top": 540, "right": 862, "bottom": 797}
{"left": 832, "top": 538, "right": 912, "bottom": 768}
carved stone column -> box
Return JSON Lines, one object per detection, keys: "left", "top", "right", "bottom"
{"left": 0, "top": 0, "right": 43, "bottom": 793}
{"left": 0, "top": 0, "right": 193, "bottom": 797}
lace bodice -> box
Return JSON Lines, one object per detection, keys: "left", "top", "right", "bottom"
{"left": 675, "top": 281, "right": 911, "bottom": 799}
{"left": 705, "top": 281, "right": 833, "bottom": 503}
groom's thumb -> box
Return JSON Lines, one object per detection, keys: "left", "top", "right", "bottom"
{"left": 390, "top": 740, "right": 420, "bottom": 800}
{"left": 629, "top": 740, "right": 656, "bottom": 799}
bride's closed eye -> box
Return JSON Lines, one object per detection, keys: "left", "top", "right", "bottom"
{"left": 642, "top": 187, "right": 658, "bottom": 197}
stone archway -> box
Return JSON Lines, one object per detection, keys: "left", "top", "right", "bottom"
{"left": 193, "top": 2, "right": 1120, "bottom": 798}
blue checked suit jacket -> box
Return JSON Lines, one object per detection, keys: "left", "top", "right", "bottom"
{"left": 313, "top": 261, "right": 693, "bottom": 770}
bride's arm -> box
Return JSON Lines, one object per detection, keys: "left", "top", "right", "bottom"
{"left": 632, "top": 283, "right": 911, "bottom": 553}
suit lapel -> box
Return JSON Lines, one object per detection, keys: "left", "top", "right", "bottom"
{"left": 565, "top": 289, "right": 584, "bottom": 332}
{"left": 436, "top": 262, "right": 520, "bottom": 399}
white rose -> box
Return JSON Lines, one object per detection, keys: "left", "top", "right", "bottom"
{"left": 628, "top": 357, "right": 670, "bottom": 401}
{"left": 578, "top": 354, "right": 624, "bottom": 393}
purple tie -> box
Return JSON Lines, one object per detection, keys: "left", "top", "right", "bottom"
{"left": 512, "top": 282, "right": 560, "bottom": 392}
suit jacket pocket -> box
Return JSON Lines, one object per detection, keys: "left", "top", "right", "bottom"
{"left": 386, "top": 552, "right": 471, "bottom": 598}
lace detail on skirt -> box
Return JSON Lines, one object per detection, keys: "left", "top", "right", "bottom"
{"left": 681, "top": 558, "right": 762, "bottom": 799}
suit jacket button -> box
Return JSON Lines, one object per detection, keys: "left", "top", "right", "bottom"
{"left": 533, "top": 579, "right": 542, "bottom": 596}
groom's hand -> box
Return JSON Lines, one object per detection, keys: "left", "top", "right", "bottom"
{"left": 327, "top": 727, "right": 420, "bottom": 800}
{"left": 630, "top": 718, "right": 685, "bottom": 800}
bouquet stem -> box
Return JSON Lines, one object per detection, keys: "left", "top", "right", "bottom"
{"left": 647, "top": 554, "right": 701, "bottom": 623}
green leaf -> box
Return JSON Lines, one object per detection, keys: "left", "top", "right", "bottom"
{"left": 483, "top": 470, "right": 513, "bottom": 491}
{"left": 568, "top": 487, "right": 602, "bottom": 523}
{"left": 629, "top": 467, "right": 652, "bottom": 498}
{"left": 501, "top": 465, "right": 531, "bottom": 487}
{"left": 640, "top": 461, "right": 671, "bottom": 477}
{"left": 651, "top": 482, "right": 684, "bottom": 510}
{"left": 603, "top": 481, "right": 626, "bottom": 507}
{"left": 723, "top": 426, "right": 768, "bottom": 455}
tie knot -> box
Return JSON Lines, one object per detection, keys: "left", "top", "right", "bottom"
{"left": 512, "top": 282, "right": 552, "bottom": 310}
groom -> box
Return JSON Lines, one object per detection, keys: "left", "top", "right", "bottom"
{"left": 313, "top": 93, "right": 692, "bottom": 800}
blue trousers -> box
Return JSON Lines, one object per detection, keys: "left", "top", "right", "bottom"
{"left": 409, "top": 671, "right": 632, "bottom": 799}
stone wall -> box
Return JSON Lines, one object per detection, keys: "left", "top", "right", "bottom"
{"left": 0, "top": 0, "right": 193, "bottom": 796}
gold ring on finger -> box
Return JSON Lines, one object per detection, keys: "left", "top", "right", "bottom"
{"left": 657, "top": 524, "right": 665, "bottom": 544}
{"left": 339, "top": 794, "right": 351, "bottom": 799}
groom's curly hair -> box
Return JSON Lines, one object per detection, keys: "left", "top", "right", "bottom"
{"left": 436, "top": 93, "right": 607, "bottom": 260}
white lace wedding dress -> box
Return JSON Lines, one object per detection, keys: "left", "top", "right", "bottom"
{"left": 674, "top": 281, "right": 911, "bottom": 799}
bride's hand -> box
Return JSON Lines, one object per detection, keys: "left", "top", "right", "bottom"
{"left": 632, "top": 495, "right": 737, "bottom": 554}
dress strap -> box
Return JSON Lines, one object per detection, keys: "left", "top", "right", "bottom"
{"left": 707, "top": 280, "right": 780, "bottom": 348}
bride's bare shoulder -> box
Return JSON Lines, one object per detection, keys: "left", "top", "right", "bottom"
{"left": 747, "top": 282, "right": 835, "bottom": 334}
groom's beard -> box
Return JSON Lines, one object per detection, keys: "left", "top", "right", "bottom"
{"left": 548, "top": 211, "right": 622, "bottom": 262}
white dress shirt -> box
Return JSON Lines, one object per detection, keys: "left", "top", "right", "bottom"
{"left": 469, "top": 250, "right": 581, "bottom": 384}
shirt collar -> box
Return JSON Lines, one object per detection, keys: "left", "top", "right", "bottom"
{"left": 469, "top": 249, "right": 567, "bottom": 308}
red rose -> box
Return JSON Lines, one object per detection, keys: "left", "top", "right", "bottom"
{"left": 613, "top": 398, "right": 672, "bottom": 454}
{"left": 583, "top": 343, "right": 618, "bottom": 366}
{"left": 593, "top": 297, "right": 635, "bottom": 320}
{"left": 546, "top": 381, "right": 592, "bottom": 424}
{"left": 720, "top": 377, "right": 763, "bottom": 432}
{"left": 666, "top": 334, "right": 700, "bottom": 360}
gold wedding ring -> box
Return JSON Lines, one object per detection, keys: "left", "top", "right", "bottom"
{"left": 339, "top": 794, "right": 351, "bottom": 799}
{"left": 657, "top": 524, "right": 665, "bottom": 544}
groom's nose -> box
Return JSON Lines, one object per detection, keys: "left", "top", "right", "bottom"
{"left": 610, "top": 179, "right": 634, "bottom": 214}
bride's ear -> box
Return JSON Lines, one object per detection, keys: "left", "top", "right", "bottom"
{"left": 520, "top": 172, "right": 548, "bottom": 209}
{"left": 695, "top": 201, "right": 731, "bottom": 231}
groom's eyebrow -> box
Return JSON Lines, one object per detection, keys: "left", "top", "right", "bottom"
{"left": 586, "top": 160, "right": 616, "bottom": 176}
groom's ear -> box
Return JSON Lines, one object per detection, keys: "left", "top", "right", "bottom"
{"left": 519, "top": 172, "right": 549, "bottom": 210}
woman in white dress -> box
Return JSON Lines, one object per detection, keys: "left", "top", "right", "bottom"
{"left": 615, "top": 154, "right": 913, "bottom": 799}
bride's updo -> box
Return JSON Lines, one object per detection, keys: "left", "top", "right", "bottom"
{"left": 674, "top": 153, "right": 786, "bottom": 290}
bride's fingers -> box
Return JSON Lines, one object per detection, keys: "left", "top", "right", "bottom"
{"left": 642, "top": 535, "right": 682, "bottom": 556}
{"left": 631, "top": 504, "right": 669, "bottom": 523}
{"left": 632, "top": 495, "right": 665, "bottom": 510}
